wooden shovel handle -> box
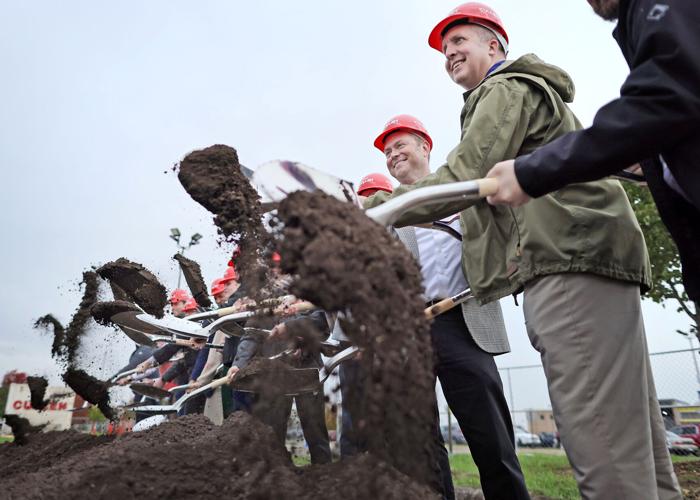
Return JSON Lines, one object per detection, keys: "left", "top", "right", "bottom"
{"left": 477, "top": 178, "right": 498, "bottom": 197}
{"left": 209, "top": 375, "right": 230, "bottom": 389}
{"left": 424, "top": 297, "right": 457, "bottom": 320}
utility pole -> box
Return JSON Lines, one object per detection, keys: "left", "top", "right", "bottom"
{"left": 169, "top": 228, "right": 202, "bottom": 289}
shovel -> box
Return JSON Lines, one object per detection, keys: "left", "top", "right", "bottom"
{"left": 129, "top": 382, "right": 190, "bottom": 400}
{"left": 253, "top": 160, "right": 498, "bottom": 227}
{"left": 109, "top": 302, "right": 316, "bottom": 343}
{"left": 184, "top": 294, "right": 300, "bottom": 322}
{"left": 133, "top": 376, "right": 232, "bottom": 415}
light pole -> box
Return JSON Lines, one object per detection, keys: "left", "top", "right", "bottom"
{"left": 170, "top": 228, "right": 202, "bottom": 289}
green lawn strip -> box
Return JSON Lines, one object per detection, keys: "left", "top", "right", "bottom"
{"left": 0, "top": 436, "right": 14, "bottom": 444}
{"left": 450, "top": 452, "right": 700, "bottom": 499}
{"left": 450, "top": 452, "right": 579, "bottom": 499}
{"left": 671, "top": 454, "right": 700, "bottom": 463}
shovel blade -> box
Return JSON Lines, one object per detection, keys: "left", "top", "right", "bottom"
{"left": 129, "top": 383, "right": 172, "bottom": 399}
{"left": 133, "top": 405, "right": 178, "bottom": 415}
{"left": 253, "top": 160, "right": 360, "bottom": 206}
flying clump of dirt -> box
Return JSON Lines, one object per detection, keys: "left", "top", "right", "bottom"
{"left": 33, "top": 271, "right": 101, "bottom": 368}
{"left": 62, "top": 368, "right": 114, "bottom": 421}
{"left": 27, "top": 376, "right": 49, "bottom": 411}
{"left": 90, "top": 300, "right": 142, "bottom": 327}
{"left": 173, "top": 253, "right": 212, "bottom": 308}
{"left": 62, "top": 271, "right": 100, "bottom": 367}
{"left": 4, "top": 415, "right": 33, "bottom": 446}
{"left": 33, "top": 272, "right": 118, "bottom": 421}
{"left": 34, "top": 315, "right": 65, "bottom": 360}
{"left": 177, "top": 144, "right": 270, "bottom": 295}
{"left": 96, "top": 258, "right": 167, "bottom": 318}
{"left": 274, "top": 191, "right": 437, "bottom": 489}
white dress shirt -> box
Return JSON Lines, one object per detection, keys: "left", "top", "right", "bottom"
{"left": 415, "top": 214, "right": 469, "bottom": 301}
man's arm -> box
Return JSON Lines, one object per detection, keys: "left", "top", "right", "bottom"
{"left": 364, "top": 81, "right": 531, "bottom": 227}
{"left": 513, "top": 1, "right": 700, "bottom": 198}
{"left": 151, "top": 343, "right": 182, "bottom": 365}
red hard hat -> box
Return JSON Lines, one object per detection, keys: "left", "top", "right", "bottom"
{"left": 182, "top": 298, "right": 198, "bottom": 314}
{"left": 428, "top": 3, "right": 509, "bottom": 54}
{"left": 271, "top": 252, "right": 281, "bottom": 264}
{"left": 221, "top": 265, "right": 237, "bottom": 283}
{"left": 210, "top": 278, "right": 225, "bottom": 297}
{"left": 169, "top": 288, "right": 190, "bottom": 304}
{"left": 357, "top": 173, "right": 394, "bottom": 197}
{"left": 373, "top": 114, "right": 433, "bottom": 152}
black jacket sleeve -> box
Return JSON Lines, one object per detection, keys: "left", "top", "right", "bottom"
{"left": 515, "top": 0, "right": 700, "bottom": 198}
{"left": 152, "top": 343, "right": 182, "bottom": 365}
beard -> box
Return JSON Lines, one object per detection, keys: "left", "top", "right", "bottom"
{"left": 587, "top": 0, "right": 620, "bottom": 21}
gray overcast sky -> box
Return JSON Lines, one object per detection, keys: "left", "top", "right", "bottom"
{"left": 1, "top": 1, "right": 696, "bottom": 389}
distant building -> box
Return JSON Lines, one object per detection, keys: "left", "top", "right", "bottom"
{"left": 660, "top": 398, "right": 700, "bottom": 428}
{"left": 524, "top": 409, "right": 557, "bottom": 435}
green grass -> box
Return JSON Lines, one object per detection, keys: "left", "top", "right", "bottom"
{"left": 0, "top": 436, "right": 14, "bottom": 444}
{"left": 450, "top": 452, "right": 700, "bottom": 499}
{"left": 451, "top": 452, "right": 580, "bottom": 499}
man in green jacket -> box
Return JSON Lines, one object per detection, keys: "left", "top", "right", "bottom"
{"left": 364, "top": 3, "right": 681, "bottom": 498}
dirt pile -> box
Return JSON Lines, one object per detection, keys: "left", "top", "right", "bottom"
{"left": 96, "top": 258, "right": 167, "bottom": 318}
{"left": 177, "top": 144, "right": 270, "bottom": 295}
{"left": 173, "top": 253, "right": 211, "bottom": 308}
{"left": 26, "top": 376, "right": 49, "bottom": 411}
{"left": 0, "top": 430, "right": 113, "bottom": 477}
{"left": 275, "top": 191, "right": 436, "bottom": 487}
{"left": 0, "top": 413, "right": 437, "bottom": 499}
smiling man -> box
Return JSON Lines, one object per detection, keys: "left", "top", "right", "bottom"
{"left": 364, "top": 3, "right": 681, "bottom": 498}
{"left": 375, "top": 114, "right": 527, "bottom": 500}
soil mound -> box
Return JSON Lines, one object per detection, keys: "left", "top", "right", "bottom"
{"left": 26, "top": 376, "right": 49, "bottom": 411}
{"left": 0, "top": 413, "right": 437, "bottom": 499}
{"left": 0, "top": 430, "right": 113, "bottom": 478}
{"left": 275, "top": 191, "right": 436, "bottom": 486}
{"left": 96, "top": 258, "right": 167, "bottom": 318}
{"left": 173, "top": 253, "right": 211, "bottom": 308}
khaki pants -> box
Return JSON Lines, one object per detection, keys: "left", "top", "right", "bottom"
{"left": 523, "top": 273, "right": 682, "bottom": 500}
{"left": 203, "top": 387, "right": 224, "bottom": 426}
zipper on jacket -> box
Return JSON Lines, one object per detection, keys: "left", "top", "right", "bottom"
{"left": 508, "top": 207, "right": 522, "bottom": 257}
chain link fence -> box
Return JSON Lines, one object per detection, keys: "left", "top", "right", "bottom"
{"left": 494, "top": 347, "right": 700, "bottom": 432}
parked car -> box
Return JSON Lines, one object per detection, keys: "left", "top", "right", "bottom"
{"left": 670, "top": 424, "right": 700, "bottom": 447}
{"left": 440, "top": 424, "right": 467, "bottom": 444}
{"left": 539, "top": 432, "right": 557, "bottom": 448}
{"left": 666, "top": 430, "right": 700, "bottom": 456}
{"left": 515, "top": 426, "right": 541, "bottom": 447}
